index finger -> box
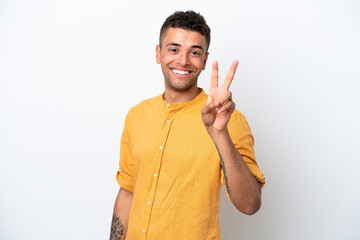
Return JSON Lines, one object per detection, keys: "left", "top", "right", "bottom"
{"left": 211, "top": 60, "right": 219, "bottom": 88}
{"left": 222, "top": 60, "right": 239, "bottom": 90}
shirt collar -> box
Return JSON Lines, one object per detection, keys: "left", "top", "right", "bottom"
{"left": 162, "top": 88, "right": 206, "bottom": 111}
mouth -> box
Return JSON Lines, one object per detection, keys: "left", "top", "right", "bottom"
{"left": 171, "top": 68, "right": 192, "bottom": 76}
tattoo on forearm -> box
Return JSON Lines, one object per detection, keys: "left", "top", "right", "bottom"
{"left": 110, "top": 216, "right": 125, "bottom": 240}
{"left": 215, "top": 144, "right": 231, "bottom": 196}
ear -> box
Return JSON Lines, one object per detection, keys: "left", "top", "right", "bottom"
{"left": 202, "top": 52, "right": 209, "bottom": 70}
{"left": 156, "top": 44, "right": 161, "bottom": 64}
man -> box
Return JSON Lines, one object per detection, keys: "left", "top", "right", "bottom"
{"left": 110, "top": 10, "right": 265, "bottom": 240}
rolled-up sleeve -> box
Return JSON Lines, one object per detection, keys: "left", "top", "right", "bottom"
{"left": 116, "top": 112, "right": 134, "bottom": 193}
{"left": 226, "top": 111, "right": 265, "bottom": 188}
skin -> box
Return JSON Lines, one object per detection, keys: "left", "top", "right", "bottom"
{"left": 156, "top": 28, "right": 209, "bottom": 104}
{"left": 110, "top": 188, "right": 133, "bottom": 240}
{"left": 110, "top": 27, "right": 262, "bottom": 239}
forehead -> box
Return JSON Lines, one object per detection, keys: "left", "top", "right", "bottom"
{"left": 161, "top": 28, "right": 207, "bottom": 48}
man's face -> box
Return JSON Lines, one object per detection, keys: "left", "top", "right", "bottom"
{"left": 156, "top": 28, "right": 209, "bottom": 92}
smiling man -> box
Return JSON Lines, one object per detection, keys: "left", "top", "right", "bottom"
{"left": 110, "top": 11, "right": 265, "bottom": 240}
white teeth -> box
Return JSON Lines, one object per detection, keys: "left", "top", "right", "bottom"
{"left": 172, "top": 69, "right": 190, "bottom": 75}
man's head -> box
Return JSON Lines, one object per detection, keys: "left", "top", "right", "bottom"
{"left": 159, "top": 11, "right": 211, "bottom": 52}
{"left": 156, "top": 11, "right": 211, "bottom": 94}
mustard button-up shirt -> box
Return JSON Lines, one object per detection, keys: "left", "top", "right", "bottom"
{"left": 116, "top": 89, "right": 265, "bottom": 240}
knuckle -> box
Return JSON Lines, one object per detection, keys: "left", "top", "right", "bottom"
{"left": 227, "top": 91, "right": 232, "bottom": 98}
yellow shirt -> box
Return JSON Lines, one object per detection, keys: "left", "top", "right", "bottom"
{"left": 116, "top": 89, "right": 265, "bottom": 240}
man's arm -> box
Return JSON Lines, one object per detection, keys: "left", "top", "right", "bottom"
{"left": 110, "top": 188, "right": 133, "bottom": 240}
{"left": 201, "top": 60, "right": 261, "bottom": 215}
{"left": 212, "top": 130, "right": 261, "bottom": 214}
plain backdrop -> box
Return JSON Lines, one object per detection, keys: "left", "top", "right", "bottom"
{"left": 1, "top": 0, "right": 359, "bottom": 239}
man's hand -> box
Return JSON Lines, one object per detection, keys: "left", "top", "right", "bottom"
{"left": 201, "top": 60, "right": 239, "bottom": 134}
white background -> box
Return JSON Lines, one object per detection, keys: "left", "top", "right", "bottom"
{"left": 1, "top": 0, "right": 359, "bottom": 239}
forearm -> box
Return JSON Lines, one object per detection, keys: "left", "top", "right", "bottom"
{"left": 212, "top": 129, "right": 261, "bottom": 215}
{"left": 110, "top": 188, "right": 133, "bottom": 240}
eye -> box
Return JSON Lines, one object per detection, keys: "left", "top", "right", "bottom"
{"left": 191, "top": 51, "right": 201, "bottom": 56}
{"left": 169, "top": 48, "right": 178, "bottom": 53}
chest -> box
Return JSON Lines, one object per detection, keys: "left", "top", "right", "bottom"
{"left": 129, "top": 110, "right": 221, "bottom": 182}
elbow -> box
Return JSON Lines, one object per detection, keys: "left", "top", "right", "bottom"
{"left": 233, "top": 196, "right": 262, "bottom": 215}
{"left": 242, "top": 202, "right": 261, "bottom": 215}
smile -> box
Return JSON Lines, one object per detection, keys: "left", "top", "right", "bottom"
{"left": 171, "top": 69, "right": 191, "bottom": 75}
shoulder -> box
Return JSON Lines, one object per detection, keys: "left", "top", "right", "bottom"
{"left": 122, "top": 95, "right": 162, "bottom": 131}
{"left": 228, "top": 109, "right": 253, "bottom": 138}
{"left": 229, "top": 109, "right": 250, "bottom": 126}
{"left": 127, "top": 94, "right": 162, "bottom": 117}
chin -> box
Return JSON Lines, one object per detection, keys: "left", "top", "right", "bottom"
{"left": 168, "top": 82, "right": 196, "bottom": 92}
{"left": 165, "top": 77, "right": 197, "bottom": 91}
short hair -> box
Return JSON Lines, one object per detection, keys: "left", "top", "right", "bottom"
{"left": 159, "top": 10, "right": 211, "bottom": 51}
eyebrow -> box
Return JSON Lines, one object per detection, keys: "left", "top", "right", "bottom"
{"left": 165, "top": 42, "right": 204, "bottom": 51}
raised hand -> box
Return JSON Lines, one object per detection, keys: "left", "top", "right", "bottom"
{"left": 201, "top": 60, "right": 238, "bottom": 134}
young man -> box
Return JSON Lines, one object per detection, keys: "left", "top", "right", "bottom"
{"left": 110, "top": 11, "right": 265, "bottom": 240}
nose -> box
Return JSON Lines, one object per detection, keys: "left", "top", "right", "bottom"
{"left": 177, "top": 52, "right": 190, "bottom": 66}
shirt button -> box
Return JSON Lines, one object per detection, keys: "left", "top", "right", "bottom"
{"left": 148, "top": 201, "right": 151, "bottom": 205}
{"left": 166, "top": 120, "right": 170, "bottom": 123}
{"left": 167, "top": 104, "right": 170, "bottom": 108}
{"left": 142, "top": 229, "right": 146, "bottom": 233}
{"left": 159, "top": 146, "right": 163, "bottom": 150}
{"left": 153, "top": 173, "right": 157, "bottom": 177}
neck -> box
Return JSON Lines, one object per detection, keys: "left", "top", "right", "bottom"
{"left": 163, "top": 86, "right": 201, "bottom": 104}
